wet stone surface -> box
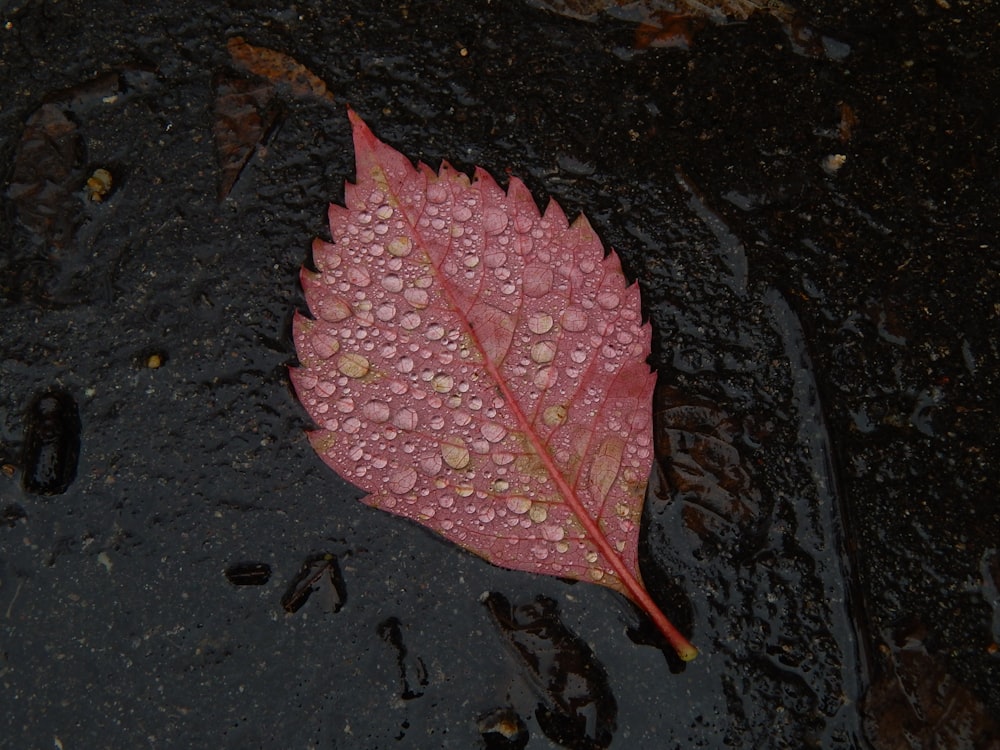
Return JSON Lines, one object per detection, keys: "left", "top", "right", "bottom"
{"left": 1, "top": 1, "right": 998, "bottom": 748}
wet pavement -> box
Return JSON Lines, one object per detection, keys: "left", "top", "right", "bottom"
{"left": 2, "top": 1, "right": 998, "bottom": 747}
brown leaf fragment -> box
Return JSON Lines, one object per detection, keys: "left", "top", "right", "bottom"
{"left": 226, "top": 36, "right": 335, "bottom": 104}
{"left": 6, "top": 103, "right": 84, "bottom": 248}
{"left": 863, "top": 622, "right": 1000, "bottom": 749}
{"left": 280, "top": 552, "right": 346, "bottom": 614}
{"left": 212, "top": 74, "right": 283, "bottom": 199}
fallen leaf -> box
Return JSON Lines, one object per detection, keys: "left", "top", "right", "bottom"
{"left": 212, "top": 74, "right": 284, "bottom": 199}
{"left": 291, "top": 109, "right": 697, "bottom": 661}
{"left": 226, "top": 36, "right": 335, "bottom": 104}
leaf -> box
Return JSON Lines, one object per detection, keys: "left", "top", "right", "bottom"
{"left": 290, "top": 109, "right": 697, "bottom": 661}
{"left": 226, "top": 36, "right": 335, "bottom": 104}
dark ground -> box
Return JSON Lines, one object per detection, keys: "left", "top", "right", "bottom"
{"left": 1, "top": 1, "right": 998, "bottom": 748}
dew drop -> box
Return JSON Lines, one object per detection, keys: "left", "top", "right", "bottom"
{"left": 441, "top": 438, "right": 471, "bottom": 470}
{"left": 342, "top": 417, "right": 362, "bottom": 434}
{"left": 432, "top": 373, "right": 454, "bottom": 393}
{"left": 387, "top": 237, "right": 412, "bottom": 257}
{"left": 420, "top": 454, "right": 443, "bottom": 475}
{"left": 483, "top": 209, "right": 508, "bottom": 235}
{"left": 376, "top": 303, "right": 396, "bottom": 321}
{"left": 478, "top": 507, "right": 496, "bottom": 523}
{"left": 589, "top": 569, "right": 605, "bottom": 581}
{"left": 528, "top": 312, "right": 554, "bottom": 334}
{"left": 506, "top": 496, "right": 531, "bottom": 514}
{"left": 439, "top": 495, "right": 455, "bottom": 509}
{"left": 529, "top": 504, "right": 548, "bottom": 523}
{"left": 363, "top": 400, "right": 391, "bottom": 422}
{"left": 541, "top": 525, "right": 564, "bottom": 542}
{"left": 397, "top": 357, "right": 414, "bottom": 374}
{"left": 400, "top": 312, "right": 422, "bottom": 330}
{"left": 543, "top": 405, "right": 568, "bottom": 427}
{"left": 382, "top": 274, "right": 404, "bottom": 293}
{"left": 530, "top": 340, "right": 557, "bottom": 364}
{"left": 481, "top": 423, "right": 508, "bottom": 443}
{"left": 320, "top": 298, "right": 353, "bottom": 322}
{"left": 426, "top": 323, "right": 446, "bottom": 340}
{"left": 456, "top": 484, "right": 474, "bottom": 498}
{"left": 335, "top": 397, "right": 355, "bottom": 413}
{"left": 338, "top": 353, "right": 370, "bottom": 378}
{"left": 535, "top": 367, "right": 558, "bottom": 389}
{"left": 492, "top": 452, "right": 515, "bottom": 466}
{"left": 393, "top": 407, "right": 418, "bottom": 430}
{"left": 312, "top": 333, "right": 340, "bottom": 359}
{"left": 404, "top": 288, "right": 429, "bottom": 309}
{"left": 347, "top": 266, "right": 371, "bottom": 287}
{"left": 485, "top": 249, "right": 507, "bottom": 268}
{"left": 523, "top": 266, "right": 553, "bottom": 297}
{"left": 597, "top": 291, "right": 620, "bottom": 310}
{"left": 560, "top": 308, "right": 588, "bottom": 332}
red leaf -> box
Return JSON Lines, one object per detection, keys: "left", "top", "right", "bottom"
{"left": 291, "top": 109, "right": 697, "bottom": 661}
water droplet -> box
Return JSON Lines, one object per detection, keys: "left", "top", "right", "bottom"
{"left": 400, "top": 312, "right": 421, "bottom": 330}
{"left": 382, "top": 274, "right": 404, "bottom": 293}
{"left": 426, "top": 323, "right": 445, "bottom": 340}
{"left": 597, "top": 291, "right": 620, "bottom": 310}
{"left": 601, "top": 345, "right": 617, "bottom": 359}
{"left": 506, "top": 496, "right": 531, "bottom": 514}
{"left": 571, "top": 348, "right": 587, "bottom": 364}
{"left": 342, "top": 417, "right": 362, "bottom": 434}
{"left": 556, "top": 541, "right": 569, "bottom": 554}
{"left": 531, "top": 546, "right": 548, "bottom": 560}
{"left": 388, "top": 237, "right": 412, "bottom": 257}
{"left": 483, "top": 209, "right": 508, "bottom": 235}
{"left": 376, "top": 303, "right": 396, "bottom": 321}
{"left": 420, "top": 454, "right": 443, "bottom": 475}
{"left": 541, "top": 525, "right": 564, "bottom": 542}
{"left": 528, "top": 312, "right": 554, "bottom": 334}
{"left": 441, "top": 438, "right": 471, "bottom": 470}
{"left": 560, "top": 308, "right": 588, "bottom": 332}
{"left": 320, "top": 298, "right": 353, "bottom": 322}
{"left": 432, "top": 373, "right": 454, "bottom": 393}
{"left": 543, "top": 405, "right": 567, "bottom": 427}
{"left": 454, "top": 205, "right": 472, "bottom": 222}
{"left": 535, "top": 367, "right": 558, "bottom": 389}
{"left": 485, "top": 249, "right": 507, "bottom": 268}
{"left": 427, "top": 183, "right": 448, "bottom": 203}
{"left": 347, "top": 266, "right": 371, "bottom": 287}
{"left": 363, "top": 400, "right": 391, "bottom": 422}
{"left": 530, "top": 340, "right": 557, "bottom": 364}
{"left": 404, "top": 288, "right": 429, "bottom": 308}
{"left": 335, "top": 397, "right": 355, "bottom": 413}
{"left": 338, "top": 353, "right": 370, "bottom": 378}
{"left": 393, "top": 407, "right": 418, "bottom": 430}
{"left": 439, "top": 495, "right": 455, "bottom": 509}
{"left": 492, "top": 452, "right": 515, "bottom": 466}
{"left": 468, "top": 396, "right": 483, "bottom": 411}
{"left": 429, "top": 415, "right": 445, "bottom": 430}
{"left": 456, "top": 484, "right": 474, "bottom": 498}
{"left": 481, "top": 423, "right": 507, "bottom": 443}
{"left": 523, "top": 265, "right": 553, "bottom": 297}
{"left": 491, "top": 479, "right": 510, "bottom": 493}
{"left": 453, "top": 410, "right": 472, "bottom": 427}
{"left": 585, "top": 551, "right": 599, "bottom": 564}
{"left": 478, "top": 507, "right": 496, "bottom": 523}
{"left": 397, "top": 357, "right": 414, "bottom": 374}
{"left": 312, "top": 332, "right": 340, "bottom": 359}
{"left": 529, "top": 504, "right": 548, "bottom": 523}
{"left": 376, "top": 204, "right": 394, "bottom": 220}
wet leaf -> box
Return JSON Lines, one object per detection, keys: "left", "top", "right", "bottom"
{"left": 224, "top": 562, "right": 272, "bottom": 586}
{"left": 862, "top": 621, "right": 1000, "bottom": 749}
{"left": 212, "top": 74, "right": 284, "bottom": 199}
{"left": 280, "top": 553, "right": 346, "bottom": 614}
{"left": 226, "top": 36, "right": 335, "bottom": 104}
{"left": 6, "top": 103, "right": 84, "bottom": 248}
{"left": 291, "top": 109, "right": 696, "bottom": 661}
